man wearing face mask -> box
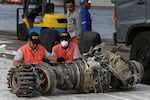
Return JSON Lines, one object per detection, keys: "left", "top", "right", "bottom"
{"left": 52, "top": 32, "right": 81, "bottom": 63}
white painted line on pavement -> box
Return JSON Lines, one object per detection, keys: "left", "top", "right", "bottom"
{"left": 102, "top": 93, "right": 132, "bottom": 100}
{"left": 119, "top": 92, "right": 150, "bottom": 100}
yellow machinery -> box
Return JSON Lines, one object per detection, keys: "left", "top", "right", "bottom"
{"left": 17, "top": 0, "right": 67, "bottom": 41}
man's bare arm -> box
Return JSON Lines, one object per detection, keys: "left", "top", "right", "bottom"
{"left": 13, "top": 60, "right": 22, "bottom": 67}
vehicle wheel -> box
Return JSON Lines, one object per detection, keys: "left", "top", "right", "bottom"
{"left": 35, "top": 62, "right": 56, "bottom": 95}
{"left": 78, "top": 31, "right": 101, "bottom": 54}
{"left": 40, "top": 29, "right": 60, "bottom": 53}
{"left": 130, "top": 31, "right": 150, "bottom": 82}
{"left": 18, "top": 23, "right": 28, "bottom": 41}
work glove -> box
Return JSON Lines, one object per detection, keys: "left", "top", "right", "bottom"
{"left": 57, "top": 57, "right": 65, "bottom": 63}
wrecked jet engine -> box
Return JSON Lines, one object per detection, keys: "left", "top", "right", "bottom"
{"left": 7, "top": 44, "right": 144, "bottom": 97}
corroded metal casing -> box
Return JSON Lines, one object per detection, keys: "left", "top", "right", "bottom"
{"left": 98, "top": 51, "right": 144, "bottom": 89}
{"left": 54, "top": 59, "right": 93, "bottom": 92}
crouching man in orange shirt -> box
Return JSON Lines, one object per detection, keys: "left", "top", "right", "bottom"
{"left": 13, "top": 32, "right": 57, "bottom": 67}
{"left": 52, "top": 32, "right": 81, "bottom": 64}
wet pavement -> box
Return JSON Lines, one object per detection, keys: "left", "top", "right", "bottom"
{"left": 1, "top": 31, "right": 150, "bottom": 100}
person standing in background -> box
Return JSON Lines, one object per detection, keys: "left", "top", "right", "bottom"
{"left": 66, "top": 0, "right": 81, "bottom": 44}
{"left": 79, "top": 0, "right": 92, "bottom": 33}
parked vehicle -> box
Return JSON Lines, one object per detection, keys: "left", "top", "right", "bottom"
{"left": 111, "top": 0, "right": 150, "bottom": 82}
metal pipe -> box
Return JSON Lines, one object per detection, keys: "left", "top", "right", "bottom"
{"left": 63, "top": 0, "right": 67, "bottom": 13}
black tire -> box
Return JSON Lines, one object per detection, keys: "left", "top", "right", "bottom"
{"left": 40, "top": 29, "right": 60, "bottom": 53}
{"left": 35, "top": 62, "right": 56, "bottom": 95}
{"left": 130, "top": 31, "right": 150, "bottom": 82}
{"left": 78, "top": 31, "right": 101, "bottom": 54}
{"left": 130, "top": 31, "right": 150, "bottom": 70}
{"left": 17, "top": 23, "right": 28, "bottom": 41}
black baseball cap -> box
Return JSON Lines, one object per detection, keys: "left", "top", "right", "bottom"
{"left": 60, "top": 32, "right": 71, "bottom": 41}
{"left": 29, "top": 32, "right": 40, "bottom": 44}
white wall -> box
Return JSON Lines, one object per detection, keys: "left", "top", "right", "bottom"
{"left": 51, "top": 0, "right": 113, "bottom": 7}
{"left": 91, "top": 0, "right": 113, "bottom": 7}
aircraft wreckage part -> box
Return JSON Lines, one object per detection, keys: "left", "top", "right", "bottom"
{"left": 7, "top": 45, "right": 144, "bottom": 97}
{"left": 7, "top": 65, "right": 38, "bottom": 97}
{"left": 35, "top": 63, "right": 56, "bottom": 95}
{"left": 7, "top": 63, "right": 56, "bottom": 97}
{"left": 54, "top": 59, "right": 93, "bottom": 92}
{"left": 7, "top": 68, "right": 19, "bottom": 94}
{"left": 128, "top": 60, "right": 144, "bottom": 84}
{"left": 90, "top": 51, "right": 144, "bottom": 89}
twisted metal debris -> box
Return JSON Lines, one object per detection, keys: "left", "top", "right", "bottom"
{"left": 7, "top": 44, "right": 144, "bottom": 97}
